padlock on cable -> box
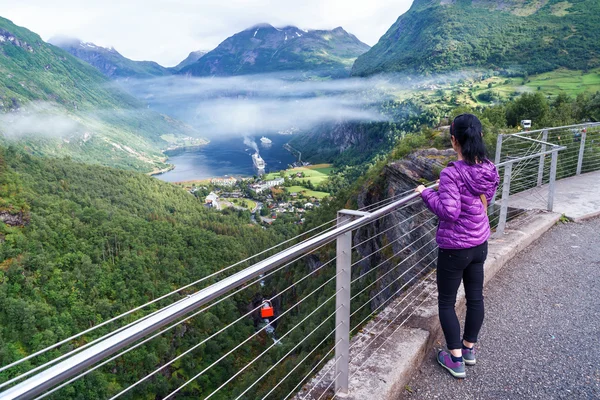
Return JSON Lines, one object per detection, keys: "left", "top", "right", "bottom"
{"left": 261, "top": 300, "right": 274, "bottom": 319}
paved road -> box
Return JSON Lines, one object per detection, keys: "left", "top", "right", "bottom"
{"left": 402, "top": 217, "right": 600, "bottom": 400}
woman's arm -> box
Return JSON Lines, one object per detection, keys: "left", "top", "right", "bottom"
{"left": 419, "top": 169, "right": 461, "bottom": 222}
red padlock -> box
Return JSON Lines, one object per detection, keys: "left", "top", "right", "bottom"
{"left": 261, "top": 300, "right": 274, "bottom": 319}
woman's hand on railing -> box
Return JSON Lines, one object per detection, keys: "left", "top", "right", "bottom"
{"left": 415, "top": 185, "right": 427, "bottom": 194}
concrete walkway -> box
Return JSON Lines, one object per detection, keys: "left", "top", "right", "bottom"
{"left": 401, "top": 217, "right": 600, "bottom": 400}
{"left": 509, "top": 170, "right": 600, "bottom": 221}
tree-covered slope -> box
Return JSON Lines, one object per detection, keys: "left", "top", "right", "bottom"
{"left": 352, "top": 0, "right": 600, "bottom": 76}
{"left": 180, "top": 24, "right": 370, "bottom": 77}
{"left": 0, "top": 145, "right": 290, "bottom": 397}
{"left": 0, "top": 17, "right": 202, "bottom": 172}
{"left": 50, "top": 37, "right": 172, "bottom": 79}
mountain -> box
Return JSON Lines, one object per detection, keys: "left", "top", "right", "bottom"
{"left": 0, "top": 17, "right": 203, "bottom": 172}
{"left": 50, "top": 36, "right": 172, "bottom": 79}
{"left": 174, "top": 49, "right": 208, "bottom": 70}
{"left": 352, "top": 0, "right": 600, "bottom": 76}
{"left": 179, "top": 24, "right": 370, "bottom": 77}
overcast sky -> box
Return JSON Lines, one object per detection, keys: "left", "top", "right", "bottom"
{"left": 1, "top": 0, "right": 413, "bottom": 67}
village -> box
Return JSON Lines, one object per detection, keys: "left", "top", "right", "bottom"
{"left": 185, "top": 168, "right": 330, "bottom": 225}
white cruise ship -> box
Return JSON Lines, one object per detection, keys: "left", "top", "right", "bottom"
{"left": 260, "top": 136, "right": 272, "bottom": 144}
{"left": 252, "top": 152, "right": 266, "bottom": 169}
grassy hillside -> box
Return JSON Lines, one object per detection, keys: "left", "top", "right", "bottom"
{"left": 352, "top": 0, "right": 600, "bottom": 76}
{"left": 0, "top": 17, "right": 202, "bottom": 172}
{"left": 51, "top": 37, "right": 172, "bottom": 79}
{"left": 180, "top": 24, "right": 370, "bottom": 77}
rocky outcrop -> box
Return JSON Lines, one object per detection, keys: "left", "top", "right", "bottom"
{"left": 0, "top": 210, "right": 29, "bottom": 227}
{"left": 0, "top": 28, "right": 34, "bottom": 52}
{"left": 289, "top": 121, "right": 390, "bottom": 164}
{"left": 349, "top": 149, "right": 455, "bottom": 311}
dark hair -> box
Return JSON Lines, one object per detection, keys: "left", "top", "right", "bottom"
{"left": 450, "top": 113, "right": 488, "bottom": 165}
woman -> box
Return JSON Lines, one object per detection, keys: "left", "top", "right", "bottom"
{"left": 416, "top": 114, "right": 499, "bottom": 379}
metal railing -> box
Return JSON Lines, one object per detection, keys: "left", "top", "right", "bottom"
{"left": 1, "top": 123, "right": 599, "bottom": 400}
{"left": 492, "top": 122, "right": 600, "bottom": 235}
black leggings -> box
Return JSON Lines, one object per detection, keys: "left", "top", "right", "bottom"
{"left": 436, "top": 242, "right": 488, "bottom": 350}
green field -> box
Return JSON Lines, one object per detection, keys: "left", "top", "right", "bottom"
{"left": 524, "top": 69, "right": 600, "bottom": 96}
{"left": 284, "top": 186, "right": 330, "bottom": 200}
{"left": 264, "top": 164, "right": 333, "bottom": 199}
{"left": 468, "top": 68, "right": 600, "bottom": 106}
{"left": 264, "top": 164, "right": 333, "bottom": 185}
{"left": 222, "top": 198, "right": 257, "bottom": 210}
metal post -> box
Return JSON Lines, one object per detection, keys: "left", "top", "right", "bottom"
{"left": 576, "top": 130, "right": 587, "bottom": 175}
{"left": 496, "top": 163, "right": 512, "bottom": 236}
{"left": 494, "top": 134, "right": 503, "bottom": 166}
{"left": 335, "top": 210, "right": 359, "bottom": 397}
{"left": 492, "top": 134, "right": 503, "bottom": 206}
{"left": 537, "top": 130, "right": 548, "bottom": 186}
{"left": 548, "top": 149, "right": 558, "bottom": 211}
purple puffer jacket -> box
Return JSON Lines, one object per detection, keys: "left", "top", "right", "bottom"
{"left": 421, "top": 159, "right": 499, "bottom": 250}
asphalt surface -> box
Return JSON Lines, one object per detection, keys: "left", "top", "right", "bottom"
{"left": 402, "top": 217, "right": 600, "bottom": 400}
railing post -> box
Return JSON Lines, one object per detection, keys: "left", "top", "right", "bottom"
{"left": 537, "top": 130, "right": 548, "bottom": 186}
{"left": 548, "top": 149, "right": 559, "bottom": 212}
{"left": 494, "top": 133, "right": 503, "bottom": 166}
{"left": 334, "top": 210, "right": 356, "bottom": 397}
{"left": 492, "top": 134, "right": 503, "bottom": 206}
{"left": 496, "top": 163, "right": 512, "bottom": 236}
{"left": 576, "top": 129, "right": 587, "bottom": 175}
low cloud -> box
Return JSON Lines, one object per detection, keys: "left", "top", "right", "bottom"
{"left": 0, "top": 102, "right": 82, "bottom": 140}
{"left": 117, "top": 73, "right": 400, "bottom": 137}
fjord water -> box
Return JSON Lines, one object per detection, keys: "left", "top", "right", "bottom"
{"left": 156, "top": 134, "right": 296, "bottom": 182}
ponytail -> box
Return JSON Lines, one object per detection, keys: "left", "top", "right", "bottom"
{"left": 450, "top": 114, "right": 488, "bottom": 165}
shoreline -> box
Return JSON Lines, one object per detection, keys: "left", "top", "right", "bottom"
{"left": 148, "top": 164, "right": 175, "bottom": 176}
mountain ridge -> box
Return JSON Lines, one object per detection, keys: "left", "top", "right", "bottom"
{"left": 180, "top": 24, "right": 370, "bottom": 77}
{"left": 50, "top": 36, "right": 172, "bottom": 79}
{"left": 173, "top": 49, "right": 208, "bottom": 70}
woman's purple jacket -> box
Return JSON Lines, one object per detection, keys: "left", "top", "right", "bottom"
{"left": 421, "top": 159, "right": 500, "bottom": 250}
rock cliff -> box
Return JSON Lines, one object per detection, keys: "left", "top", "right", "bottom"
{"left": 350, "top": 149, "right": 454, "bottom": 311}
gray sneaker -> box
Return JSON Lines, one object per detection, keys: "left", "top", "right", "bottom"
{"left": 462, "top": 346, "right": 476, "bottom": 365}
{"left": 437, "top": 350, "right": 466, "bottom": 378}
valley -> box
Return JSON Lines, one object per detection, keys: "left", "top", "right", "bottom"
{"left": 1, "top": 0, "right": 599, "bottom": 398}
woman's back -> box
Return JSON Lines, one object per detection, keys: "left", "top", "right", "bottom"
{"left": 425, "top": 159, "right": 499, "bottom": 249}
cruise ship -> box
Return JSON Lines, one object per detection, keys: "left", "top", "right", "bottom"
{"left": 260, "top": 136, "right": 272, "bottom": 144}
{"left": 252, "top": 152, "right": 266, "bottom": 169}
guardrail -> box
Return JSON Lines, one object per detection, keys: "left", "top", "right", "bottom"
{"left": 491, "top": 122, "right": 600, "bottom": 235}
{"left": 1, "top": 123, "right": 599, "bottom": 400}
